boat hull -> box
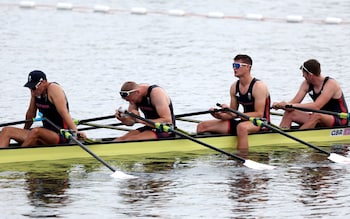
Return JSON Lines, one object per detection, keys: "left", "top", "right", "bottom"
{"left": 1, "top": 126, "right": 350, "bottom": 164}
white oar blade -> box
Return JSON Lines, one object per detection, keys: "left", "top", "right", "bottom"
{"left": 243, "top": 159, "right": 277, "bottom": 170}
{"left": 110, "top": 171, "right": 138, "bottom": 179}
{"left": 328, "top": 153, "right": 350, "bottom": 164}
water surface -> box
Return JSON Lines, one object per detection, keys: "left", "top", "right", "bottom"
{"left": 1, "top": 0, "right": 350, "bottom": 218}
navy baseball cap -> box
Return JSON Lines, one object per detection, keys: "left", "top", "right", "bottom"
{"left": 24, "top": 70, "right": 47, "bottom": 89}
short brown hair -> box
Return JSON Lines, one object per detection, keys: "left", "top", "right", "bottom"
{"left": 234, "top": 54, "right": 253, "bottom": 66}
{"left": 303, "top": 59, "right": 321, "bottom": 76}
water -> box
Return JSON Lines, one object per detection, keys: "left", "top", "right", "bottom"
{"left": 1, "top": 0, "right": 350, "bottom": 218}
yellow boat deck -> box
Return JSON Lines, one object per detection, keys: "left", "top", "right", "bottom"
{"left": 1, "top": 125, "right": 350, "bottom": 165}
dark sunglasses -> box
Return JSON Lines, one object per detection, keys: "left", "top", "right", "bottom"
{"left": 232, "top": 62, "right": 249, "bottom": 69}
{"left": 119, "top": 89, "right": 137, "bottom": 98}
{"left": 300, "top": 65, "right": 313, "bottom": 74}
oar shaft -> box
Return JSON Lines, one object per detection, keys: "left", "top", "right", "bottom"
{"left": 70, "top": 135, "right": 116, "bottom": 172}
{"left": 263, "top": 122, "right": 330, "bottom": 155}
{"left": 216, "top": 103, "right": 331, "bottom": 155}
{"left": 176, "top": 117, "right": 201, "bottom": 123}
{"left": 270, "top": 111, "right": 284, "bottom": 117}
{"left": 77, "top": 115, "right": 115, "bottom": 124}
{"left": 0, "top": 119, "right": 33, "bottom": 127}
{"left": 286, "top": 105, "right": 348, "bottom": 119}
{"left": 124, "top": 111, "right": 246, "bottom": 163}
{"left": 80, "top": 122, "right": 132, "bottom": 131}
{"left": 43, "top": 117, "right": 116, "bottom": 172}
{"left": 174, "top": 128, "right": 246, "bottom": 162}
{"left": 175, "top": 109, "right": 224, "bottom": 118}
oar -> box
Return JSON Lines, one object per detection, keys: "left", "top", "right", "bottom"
{"left": 42, "top": 116, "right": 137, "bottom": 179}
{"left": 0, "top": 119, "right": 35, "bottom": 127}
{"left": 79, "top": 122, "right": 132, "bottom": 131}
{"left": 175, "top": 109, "right": 224, "bottom": 118}
{"left": 74, "top": 114, "right": 116, "bottom": 125}
{"left": 176, "top": 117, "right": 201, "bottom": 123}
{"left": 123, "top": 111, "right": 276, "bottom": 170}
{"left": 175, "top": 110, "right": 283, "bottom": 123}
{"left": 270, "top": 111, "right": 284, "bottom": 117}
{"left": 0, "top": 115, "right": 45, "bottom": 128}
{"left": 78, "top": 122, "right": 122, "bottom": 131}
{"left": 216, "top": 103, "right": 350, "bottom": 164}
{"left": 285, "top": 105, "right": 350, "bottom": 119}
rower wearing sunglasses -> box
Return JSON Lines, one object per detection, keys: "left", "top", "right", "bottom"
{"left": 197, "top": 54, "right": 271, "bottom": 150}
{"left": 272, "top": 59, "right": 348, "bottom": 129}
{"left": 115, "top": 81, "right": 175, "bottom": 141}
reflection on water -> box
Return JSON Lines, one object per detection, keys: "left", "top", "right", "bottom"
{"left": 289, "top": 165, "right": 349, "bottom": 218}
{"left": 228, "top": 171, "right": 271, "bottom": 216}
{"left": 1, "top": 146, "right": 350, "bottom": 218}
{"left": 118, "top": 178, "right": 174, "bottom": 218}
{"left": 24, "top": 172, "right": 70, "bottom": 218}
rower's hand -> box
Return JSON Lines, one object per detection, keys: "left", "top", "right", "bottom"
{"left": 210, "top": 106, "right": 226, "bottom": 119}
{"left": 77, "top": 131, "right": 86, "bottom": 140}
{"left": 115, "top": 107, "right": 136, "bottom": 126}
{"left": 272, "top": 101, "right": 291, "bottom": 110}
{"left": 272, "top": 102, "right": 280, "bottom": 109}
{"left": 115, "top": 106, "right": 126, "bottom": 120}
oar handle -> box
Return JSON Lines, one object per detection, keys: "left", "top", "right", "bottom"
{"left": 216, "top": 103, "right": 250, "bottom": 120}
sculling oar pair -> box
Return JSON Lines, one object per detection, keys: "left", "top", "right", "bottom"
{"left": 216, "top": 103, "right": 350, "bottom": 164}
{"left": 122, "top": 110, "right": 276, "bottom": 170}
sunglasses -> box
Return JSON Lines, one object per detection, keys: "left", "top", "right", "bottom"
{"left": 119, "top": 89, "right": 137, "bottom": 98}
{"left": 31, "top": 79, "right": 43, "bottom": 91}
{"left": 232, "top": 62, "right": 249, "bottom": 69}
{"left": 300, "top": 64, "right": 313, "bottom": 74}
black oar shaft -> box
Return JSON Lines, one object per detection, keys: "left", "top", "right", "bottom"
{"left": 264, "top": 123, "right": 330, "bottom": 155}
{"left": 44, "top": 117, "right": 116, "bottom": 172}
{"left": 176, "top": 117, "right": 201, "bottom": 123}
{"left": 125, "top": 111, "right": 246, "bottom": 163}
{"left": 286, "top": 105, "right": 348, "bottom": 119}
{"left": 70, "top": 136, "right": 116, "bottom": 172}
{"left": 80, "top": 122, "right": 132, "bottom": 131}
{"left": 216, "top": 103, "right": 331, "bottom": 155}
{"left": 78, "top": 115, "right": 115, "bottom": 124}
{"left": 172, "top": 128, "right": 245, "bottom": 162}
{"left": 175, "top": 109, "right": 223, "bottom": 118}
{"left": 270, "top": 111, "right": 284, "bottom": 117}
{"left": 0, "top": 119, "right": 33, "bottom": 127}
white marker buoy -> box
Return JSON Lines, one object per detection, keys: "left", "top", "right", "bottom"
{"left": 131, "top": 7, "right": 147, "bottom": 15}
